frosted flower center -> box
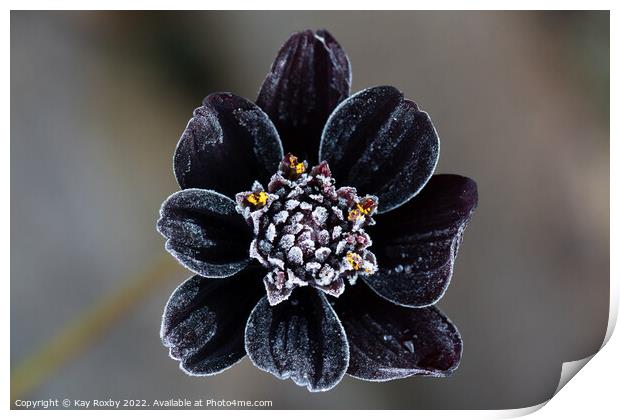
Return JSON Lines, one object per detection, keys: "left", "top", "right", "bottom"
{"left": 236, "top": 154, "right": 378, "bottom": 305}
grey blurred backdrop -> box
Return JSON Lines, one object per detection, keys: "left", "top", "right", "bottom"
{"left": 11, "top": 11, "right": 609, "bottom": 409}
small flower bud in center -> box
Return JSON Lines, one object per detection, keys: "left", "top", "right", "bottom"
{"left": 235, "top": 155, "right": 379, "bottom": 305}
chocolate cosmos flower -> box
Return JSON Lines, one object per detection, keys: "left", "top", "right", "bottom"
{"left": 156, "top": 29, "right": 478, "bottom": 392}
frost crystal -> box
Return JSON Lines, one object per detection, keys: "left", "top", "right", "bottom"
{"left": 285, "top": 199, "right": 300, "bottom": 210}
{"left": 312, "top": 207, "right": 328, "bottom": 224}
{"left": 266, "top": 224, "right": 277, "bottom": 242}
{"left": 236, "top": 154, "right": 378, "bottom": 305}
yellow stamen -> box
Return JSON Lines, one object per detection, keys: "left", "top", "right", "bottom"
{"left": 347, "top": 208, "right": 362, "bottom": 221}
{"left": 288, "top": 155, "right": 305, "bottom": 175}
{"left": 357, "top": 198, "right": 375, "bottom": 215}
{"left": 348, "top": 198, "right": 375, "bottom": 221}
{"left": 346, "top": 252, "right": 362, "bottom": 270}
{"left": 246, "top": 191, "right": 268, "bottom": 207}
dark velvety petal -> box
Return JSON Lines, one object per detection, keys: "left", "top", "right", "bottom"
{"left": 334, "top": 282, "right": 462, "bottom": 381}
{"left": 245, "top": 287, "right": 349, "bottom": 392}
{"left": 157, "top": 188, "right": 253, "bottom": 278}
{"left": 161, "top": 271, "right": 265, "bottom": 375}
{"left": 257, "top": 30, "right": 351, "bottom": 163}
{"left": 319, "top": 86, "right": 440, "bottom": 213}
{"left": 366, "top": 175, "right": 478, "bottom": 307}
{"left": 174, "top": 93, "right": 283, "bottom": 196}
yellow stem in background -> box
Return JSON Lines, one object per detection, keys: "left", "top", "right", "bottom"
{"left": 10, "top": 255, "right": 181, "bottom": 404}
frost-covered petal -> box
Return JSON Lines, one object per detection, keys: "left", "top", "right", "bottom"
{"left": 367, "top": 175, "right": 478, "bottom": 307}
{"left": 257, "top": 30, "right": 351, "bottom": 163}
{"left": 174, "top": 93, "right": 283, "bottom": 196}
{"left": 161, "top": 272, "right": 264, "bottom": 376}
{"left": 335, "top": 282, "right": 462, "bottom": 381}
{"left": 245, "top": 288, "right": 349, "bottom": 392}
{"left": 320, "top": 86, "right": 440, "bottom": 213}
{"left": 157, "top": 189, "right": 252, "bottom": 278}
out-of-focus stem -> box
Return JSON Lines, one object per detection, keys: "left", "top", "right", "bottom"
{"left": 11, "top": 255, "right": 181, "bottom": 404}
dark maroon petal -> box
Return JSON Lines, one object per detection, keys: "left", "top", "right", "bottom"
{"left": 367, "top": 175, "right": 478, "bottom": 307}
{"left": 161, "top": 271, "right": 264, "bottom": 376}
{"left": 157, "top": 189, "right": 253, "bottom": 278}
{"left": 245, "top": 287, "right": 349, "bottom": 392}
{"left": 257, "top": 30, "right": 351, "bottom": 163}
{"left": 174, "top": 93, "right": 283, "bottom": 196}
{"left": 319, "top": 86, "right": 440, "bottom": 213}
{"left": 334, "top": 282, "right": 462, "bottom": 381}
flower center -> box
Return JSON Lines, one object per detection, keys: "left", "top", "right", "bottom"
{"left": 236, "top": 154, "right": 378, "bottom": 305}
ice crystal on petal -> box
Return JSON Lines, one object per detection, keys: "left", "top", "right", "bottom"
{"left": 312, "top": 207, "right": 328, "bottom": 224}
{"left": 288, "top": 246, "right": 304, "bottom": 265}
{"left": 266, "top": 224, "right": 277, "bottom": 242}
{"left": 315, "top": 247, "right": 332, "bottom": 261}
{"left": 285, "top": 199, "right": 300, "bottom": 210}
{"left": 274, "top": 210, "right": 289, "bottom": 225}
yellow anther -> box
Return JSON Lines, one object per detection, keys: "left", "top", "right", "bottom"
{"left": 346, "top": 252, "right": 362, "bottom": 270}
{"left": 288, "top": 154, "right": 305, "bottom": 175}
{"left": 347, "top": 208, "right": 362, "bottom": 221}
{"left": 246, "top": 191, "right": 268, "bottom": 207}
{"left": 348, "top": 198, "right": 375, "bottom": 221}
{"left": 357, "top": 198, "right": 375, "bottom": 215}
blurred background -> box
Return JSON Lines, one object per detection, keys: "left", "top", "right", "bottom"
{"left": 11, "top": 11, "right": 609, "bottom": 409}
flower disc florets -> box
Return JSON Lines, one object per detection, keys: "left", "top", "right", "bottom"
{"left": 236, "top": 154, "right": 378, "bottom": 305}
